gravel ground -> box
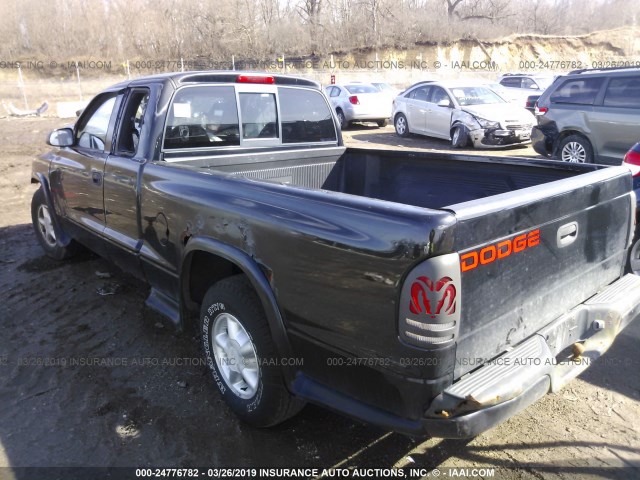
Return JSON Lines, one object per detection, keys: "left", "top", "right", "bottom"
{"left": 0, "top": 117, "right": 638, "bottom": 479}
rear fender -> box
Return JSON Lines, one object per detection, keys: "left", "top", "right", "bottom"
{"left": 181, "top": 237, "right": 296, "bottom": 384}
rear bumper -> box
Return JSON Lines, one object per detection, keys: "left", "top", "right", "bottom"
{"left": 343, "top": 105, "right": 391, "bottom": 122}
{"left": 531, "top": 124, "right": 557, "bottom": 157}
{"left": 422, "top": 273, "right": 640, "bottom": 438}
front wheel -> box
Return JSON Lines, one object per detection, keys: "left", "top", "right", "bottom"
{"left": 200, "top": 275, "right": 304, "bottom": 427}
{"left": 31, "top": 188, "right": 78, "bottom": 260}
{"left": 558, "top": 135, "right": 594, "bottom": 163}
{"left": 451, "top": 125, "right": 469, "bottom": 148}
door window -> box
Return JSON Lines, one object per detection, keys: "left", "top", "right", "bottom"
{"left": 500, "top": 77, "right": 521, "bottom": 88}
{"left": 429, "top": 87, "right": 451, "bottom": 105}
{"left": 550, "top": 78, "right": 605, "bottom": 105}
{"left": 603, "top": 76, "right": 640, "bottom": 108}
{"left": 410, "top": 86, "right": 430, "bottom": 101}
{"left": 77, "top": 95, "right": 117, "bottom": 151}
{"left": 116, "top": 89, "right": 150, "bottom": 155}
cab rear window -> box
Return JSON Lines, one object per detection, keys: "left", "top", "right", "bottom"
{"left": 278, "top": 87, "right": 337, "bottom": 144}
{"left": 164, "top": 85, "right": 336, "bottom": 149}
{"left": 164, "top": 86, "right": 240, "bottom": 149}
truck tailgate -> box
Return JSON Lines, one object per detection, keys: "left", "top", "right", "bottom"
{"left": 446, "top": 166, "right": 634, "bottom": 378}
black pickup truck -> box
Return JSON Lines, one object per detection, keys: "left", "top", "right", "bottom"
{"left": 32, "top": 72, "right": 640, "bottom": 438}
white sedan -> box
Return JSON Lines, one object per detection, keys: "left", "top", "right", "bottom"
{"left": 325, "top": 83, "right": 392, "bottom": 129}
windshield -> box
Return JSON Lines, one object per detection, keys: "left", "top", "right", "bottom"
{"left": 345, "top": 84, "right": 378, "bottom": 94}
{"left": 450, "top": 86, "right": 507, "bottom": 106}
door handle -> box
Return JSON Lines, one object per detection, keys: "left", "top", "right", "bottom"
{"left": 557, "top": 222, "right": 578, "bottom": 248}
{"left": 92, "top": 171, "right": 102, "bottom": 186}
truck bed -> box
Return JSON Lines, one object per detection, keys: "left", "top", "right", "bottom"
{"left": 171, "top": 146, "right": 597, "bottom": 210}
{"left": 170, "top": 147, "right": 631, "bottom": 380}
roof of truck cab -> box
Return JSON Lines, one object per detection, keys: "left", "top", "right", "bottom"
{"left": 104, "top": 71, "right": 321, "bottom": 91}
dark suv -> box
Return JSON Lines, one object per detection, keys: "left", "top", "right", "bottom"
{"left": 532, "top": 67, "right": 640, "bottom": 164}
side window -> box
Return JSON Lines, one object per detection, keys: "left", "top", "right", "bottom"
{"left": 550, "top": 78, "right": 605, "bottom": 105}
{"left": 278, "top": 87, "right": 337, "bottom": 144}
{"left": 412, "top": 86, "right": 430, "bottom": 102}
{"left": 429, "top": 87, "right": 450, "bottom": 105}
{"left": 521, "top": 78, "right": 537, "bottom": 89}
{"left": 77, "top": 95, "right": 117, "bottom": 151}
{"left": 164, "top": 86, "right": 239, "bottom": 149}
{"left": 239, "top": 93, "right": 278, "bottom": 139}
{"left": 330, "top": 87, "right": 341, "bottom": 98}
{"left": 116, "top": 89, "right": 149, "bottom": 156}
{"left": 500, "top": 77, "right": 521, "bottom": 88}
{"left": 603, "top": 76, "right": 640, "bottom": 108}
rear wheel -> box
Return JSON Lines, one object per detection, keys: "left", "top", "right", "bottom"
{"left": 451, "top": 125, "right": 469, "bottom": 148}
{"left": 31, "top": 188, "right": 77, "bottom": 260}
{"left": 336, "top": 109, "right": 348, "bottom": 129}
{"left": 200, "top": 275, "right": 304, "bottom": 427}
{"left": 558, "top": 135, "right": 594, "bottom": 163}
{"left": 376, "top": 119, "right": 388, "bottom": 128}
{"left": 627, "top": 236, "right": 640, "bottom": 275}
{"left": 394, "top": 113, "right": 409, "bottom": 137}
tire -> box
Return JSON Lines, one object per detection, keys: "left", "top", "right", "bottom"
{"left": 394, "top": 113, "right": 409, "bottom": 137}
{"left": 558, "top": 135, "right": 594, "bottom": 163}
{"left": 31, "top": 187, "right": 78, "bottom": 260}
{"left": 336, "top": 109, "right": 348, "bottom": 130}
{"left": 200, "top": 275, "right": 304, "bottom": 427}
{"left": 627, "top": 235, "right": 640, "bottom": 276}
{"left": 451, "top": 125, "right": 469, "bottom": 149}
{"left": 376, "top": 119, "right": 388, "bottom": 128}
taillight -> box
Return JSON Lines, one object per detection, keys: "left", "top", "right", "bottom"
{"left": 398, "top": 253, "right": 461, "bottom": 349}
{"left": 236, "top": 74, "right": 275, "bottom": 84}
{"left": 535, "top": 106, "right": 548, "bottom": 115}
{"left": 349, "top": 95, "right": 359, "bottom": 105}
{"left": 623, "top": 145, "right": 640, "bottom": 177}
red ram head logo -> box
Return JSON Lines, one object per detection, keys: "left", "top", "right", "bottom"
{"left": 409, "top": 276, "right": 456, "bottom": 318}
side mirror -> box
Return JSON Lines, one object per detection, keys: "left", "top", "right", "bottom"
{"left": 437, "top": 99, "right": 452, "bottom": 108}
{"left": 47, "top": 128, "right": 74, "bottom": 147}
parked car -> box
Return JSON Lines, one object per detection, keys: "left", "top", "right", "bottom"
{"left": 498, "top": 73, "right": 555, "bottom": 94}
{"left": 392, "top": 80, "right": 535, "bottom": 148}
{"left": 32, "top": 71, "right": 640, "bottom": 438}
{"left": 532, "top": 67, "right": 640, "bottom": 164}
{"left": 623, "top": 141, "right": 640, "bottom": 274}
{"left": 324, "top": 83, "right": 391, "bottom": 128}
{"left": 525, "top": 94, "right": 540, "bottom": 113}
{"left": 498, "top": 74, "right": 555, "bottom": 112}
